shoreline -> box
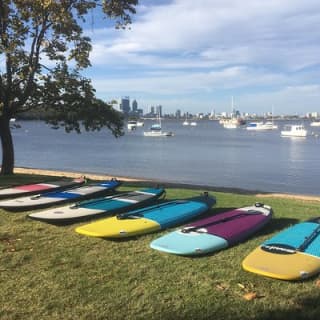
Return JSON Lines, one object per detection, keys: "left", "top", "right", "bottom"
{"left": 13, "top": 167, "right": 320, "bottom": 203}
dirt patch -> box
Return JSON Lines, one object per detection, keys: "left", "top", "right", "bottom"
{"left": 14, "top": 167, "right": 145, "bottom": 182}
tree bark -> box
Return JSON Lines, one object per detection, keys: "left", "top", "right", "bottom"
{"left": 0, "top": 115, "right": 14, "bottom": 175}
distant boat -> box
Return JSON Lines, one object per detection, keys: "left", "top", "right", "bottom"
{"left": 127, "top": 120, "right": 144, "bottom": 130}
{"left": 246, "top": 121, "right": 278, "bottom": 131}
{"left": 222, "top": 96, "right": 241, "bottom": 129}
{"left": 190, "top": 121, "right": 197, "bottom": 126}
{"left": 127, "top": 120, "right": 137, "bottom": 131}
{"left": 182, "top": 114, "right": 189, "bottom": 126}
{"left": 9, "top": 117, "right": 21, "bottom": 129}
{"left": 143, "top": 115, "right": 174, "bottom": 137}
{"left": 223, "top": 118, "right": 239, "bottom": 129}
{"left": 281, "top": 124, "right": 307, "bottom": 137}
{"left": 136, "top": 120, "right": 144, "bottom": 127}
{"left": 310, "top": 121, "right": 320, "bottom": 127}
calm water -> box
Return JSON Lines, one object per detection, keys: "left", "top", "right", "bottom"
{"left": 6, "top": 119, "right": 320, "bottom": 195}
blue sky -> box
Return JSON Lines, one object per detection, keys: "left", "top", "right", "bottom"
{"left": 83, "top": 0, "right": 320, "bottom": 115}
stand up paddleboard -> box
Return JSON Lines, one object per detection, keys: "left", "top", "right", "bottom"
{"left": 28, "top": 188, "right": 165, "bottom": 224}
{"left": 75, "top": 193, "right": 216, "bottom": 238}
{"left": 150, "top": 203, "right": 272, "bottom": 256}
{"left": 0, "top": 179, "right": 120, "bottom": 211}
{"left": 0, "top": 177, "right": 85, "bottom": 199}
{"left": 242, "top": 217, "right": 320, "bottom": 280}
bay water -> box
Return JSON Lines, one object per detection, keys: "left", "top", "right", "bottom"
{"left": 7, "top": 119, "right": 320, "bottom": 196}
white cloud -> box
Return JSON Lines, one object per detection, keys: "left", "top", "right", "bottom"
{"left": 84, "top": 0, "right": 320, "bottom": 113}
{"left": 89, "top": 0, "right": 320, "bottom": 68}
{"left": 92, "top": 66, "right": 290, "bottom": 96}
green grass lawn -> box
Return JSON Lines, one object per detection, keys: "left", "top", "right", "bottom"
{"left": 1, "top": 175, "right": 320, "bottom": 319}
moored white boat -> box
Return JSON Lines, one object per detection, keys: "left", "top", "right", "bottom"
{"left": 190, "top": 121, "right": 197, "bottom": 126}
{"left": 246, "top": 121, "right": 278, "bottom": 130}
{"left": 223, "top": 122, "right": 238, "bottom": 129}
{"left": 143, "top": 130, "right": 174, "bottom": 137}
{"left": 281, "top": 124, "right": 307, "bottom": 137}
{"left": 143, "top": 117, "right": 174, "bottom": 137}
{"left": 310, "top": 121, "right": 320, "bottom": 127}
{"left": 223, "top": 118, "right": 239, "bottom": 129}
{"left": 127, "top": 120, "right": 137, "bottom": 130}
{"left": 136, "top": 120, "right": 144, "bottom": 127}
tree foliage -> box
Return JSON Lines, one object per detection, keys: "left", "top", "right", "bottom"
{"left": 0, "top": 0, "right": 138, "bottom": 174}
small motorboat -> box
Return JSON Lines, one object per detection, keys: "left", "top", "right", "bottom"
{"left": 281, "top": 124, "right": 307, "bottom": 137}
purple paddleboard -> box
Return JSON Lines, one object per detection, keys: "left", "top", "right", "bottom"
{"left": 150, "top": 203, "right": 272, "bottom": 255}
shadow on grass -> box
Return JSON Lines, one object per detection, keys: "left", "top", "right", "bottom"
{"left": 150, "top": 297, "right": 320, "bottom": 320}
{"left": 257, "top": 217, "right": 299, "bottom": 236}
{"left": 254, "top": 295, "right": 320, "bottom": 320}
{"left": 124, "top": 180, "right": 269, "bottom": 195}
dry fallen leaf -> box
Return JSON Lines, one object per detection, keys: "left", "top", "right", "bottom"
{"left": 315, "top": 279, "right": 320, "bottom": 288}
{"left": 243, "top": 292, "right": 258, "bottom": 301}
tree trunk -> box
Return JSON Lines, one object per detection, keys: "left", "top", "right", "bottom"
{"left": 0, "top": 115, "right": 14, "bottom": 175}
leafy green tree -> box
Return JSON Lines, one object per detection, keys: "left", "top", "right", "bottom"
{"left": 0, "top": 0, "right": 138, "bottom": 175}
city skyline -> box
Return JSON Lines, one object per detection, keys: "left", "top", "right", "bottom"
{"left": 82, "top": 1, "right": 320, "bottom": 115}
{"left": 114, "top": 96, "right": 319, "bottom": 119}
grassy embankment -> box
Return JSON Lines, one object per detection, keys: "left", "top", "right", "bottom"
{"left": 1, "top": 173, "right": 320, "bottom": 320}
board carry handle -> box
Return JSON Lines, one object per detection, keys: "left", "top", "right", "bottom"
{"left": 29, "top": 178, "right": 90, "bottom": 200}
{"left": 297, "top": 224, "right": 320, "bottom": 252}
{"left": 70, "top": 191, "right": 141, "bottom": 209}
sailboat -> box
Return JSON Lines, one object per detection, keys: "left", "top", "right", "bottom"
{"left": 182, "top": 113, "right": 189, "bottom": 126}
{"left": 143, "top": 114, "right": 174, "bottom": 137}
{"left": 223, "top": 96, "right": 239, "bottom": 129}
{"left": 246, "top": 107, "right": 278, "bottom": 131}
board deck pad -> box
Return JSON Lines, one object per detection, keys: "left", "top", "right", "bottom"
{"left": 0, "top": 178, "right": 85, "bottom": 199}
{"left": 242, "top": 218, "right": 320, "bottom": 280}
{"left": 0, "top": 180, "right": 120, "bottom": 211}
{"left": 75, "top": 194, "right": 216, "bottom": 238}
{"left": 28, "top": 188, "right": 165, "bottom": 224}
{"left": 150, "top": 203, "right": 272, "bottom": 256}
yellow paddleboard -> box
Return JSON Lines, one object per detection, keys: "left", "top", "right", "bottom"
{"left": 242, "top": 246, "right": 320, "bottom": 280}
{"left": 75, "top": 216, "right": 161, "bottom": 238}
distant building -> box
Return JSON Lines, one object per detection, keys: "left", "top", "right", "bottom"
{"left": 234, "top": 110, "right": 241, "bottom": 118}
{"left": 197, "top": 113, "right": 204, "bottom": 119}
{"left": 175, "top": 109, "right": 181, "bottom": 118}
{"left": 120, "top": 96, "right": 130, "bottom": 114}
{"left": 132, "top": 99, "right": 138, "bottom": 112}
{"left": 156, "top": 105, "right": 162, "bottom": 117}
{"left": 137, "top": 108, "right": 144, "bottom": 117}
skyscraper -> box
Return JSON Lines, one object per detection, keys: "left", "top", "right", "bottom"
{"left": 156, "top": 105, "right": 162, "bottom": 117}
{"left": 120, "top": 96, "right": 130, "bottom": 114}
{"left": 132, "top": 99, "right": 138, "bottom": 112}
